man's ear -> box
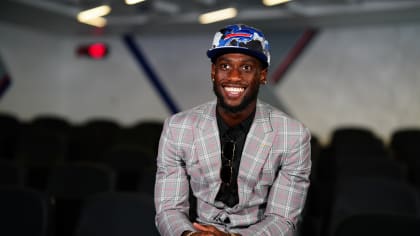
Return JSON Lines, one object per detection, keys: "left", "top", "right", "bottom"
{"left": 260, "top": 68, "right": 268, "bottom": 84}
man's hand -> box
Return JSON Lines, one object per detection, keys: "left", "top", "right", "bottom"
{"left": 190, "top": 222, "right": 239, "bottom": 236}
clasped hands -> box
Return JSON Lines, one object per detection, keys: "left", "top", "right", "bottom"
{"left": 185, "top": 222, "right": 240, "bottom": 236}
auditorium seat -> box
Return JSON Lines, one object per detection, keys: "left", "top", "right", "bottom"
{"left": 390, "top": 128, "right": 420, "bottom": 162}
{"left": 329, "top": 126, "right": 388, "bottom": 158}
{"left": 102, "top": 144, "right": 155, "bottom": 192}
{"left": 0, "top": 160, "right": 25, "bottom": 187}
{"left": 326, "top": 176, "right": 420, "bottom": 236}
{"left": 335, "top": 157, "right": 406, "bottom": 181}
{"left": 115, "top": 120, "right": 163, "bottom": 157}
{"left": 75, "top": 192, "right": 159, "bottom": 236}
{"left": 46, "top": 162, "right": 116, "bottom": 236}
{"left": 333, "top": 213, "right": 420, "bottom": 236}
{"left": 68, "top": 119, "right": 121, "bottom": 162}
{"left": 30, "top": 115, "right": 72, "bottom": 138}
{"left": 390, "top": 128, "right": 420, "bottom": 187}
{"left": 15, "top": 127, "right": 68, "bottom": 167}
{"left": 0, "top": 186, "right": 50, "bottom": 236}
{"left": 0, "top": 113, "right": 21, "bottom": 160}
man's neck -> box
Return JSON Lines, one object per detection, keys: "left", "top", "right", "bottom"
{"left": 217, "top": 100, "right": 257, "bottom": 127}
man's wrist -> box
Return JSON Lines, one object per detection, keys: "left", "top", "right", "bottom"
{"left": 228, "top": 233, "right": 241, "bottom": 236}
{"left": 181, "top": 230, "right": 241, "bottom": 236}
{"left": 181, "top": 230, "right": 194, "bottom": 236}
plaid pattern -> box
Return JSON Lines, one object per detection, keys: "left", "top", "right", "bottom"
{"left": 155, "top": 100, "right": 311, "bottom": 236}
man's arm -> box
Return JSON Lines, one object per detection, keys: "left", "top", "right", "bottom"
{"left": 155, "top": 118, "right": 195, "bottom": 236}
{"left": 235, "top": 126, "right": 312, "bottom": 236}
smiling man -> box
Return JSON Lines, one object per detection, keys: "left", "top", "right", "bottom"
{"left": 155, "top": 24, "right": 311, "bottom": 236}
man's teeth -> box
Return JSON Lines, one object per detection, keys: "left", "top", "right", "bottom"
{"left": 225, "top": 87, "right": 244, "bottom": 92}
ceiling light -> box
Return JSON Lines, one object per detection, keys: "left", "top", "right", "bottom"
{"left": 80, "top": 16, "right": 107, "bottom": 27}
{"left": 77, "top": 5, "right": 111, "bottom": 22}
{"left": 125, "top": 0, "right": 146, "bottom": 5}
{"left": 262, "top": 0, "right": 292, "bottom": 7}
{"left": 199, "top": 7, "right": 238, "bottom": 24}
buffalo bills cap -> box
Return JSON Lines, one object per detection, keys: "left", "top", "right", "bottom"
{"left": 207, "top": 24, "right": 271, "bottom": 67}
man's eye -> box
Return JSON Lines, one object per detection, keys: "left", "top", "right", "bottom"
{"left": 220, "top": 64, "right": 230, "bottom": 70}
{"left": 242, "top": 65, "right": 252, "bottom": 71}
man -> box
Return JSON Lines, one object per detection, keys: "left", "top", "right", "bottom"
{"left": 155, "top": 24, "right": 311, "bottom": 236}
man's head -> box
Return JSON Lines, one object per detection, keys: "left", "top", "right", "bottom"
{"left": 207, "top": 24, "right": 270, "bottom": 114}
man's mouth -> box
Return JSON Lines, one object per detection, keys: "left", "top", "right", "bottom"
{"left": 224, "top": 86, "right": 245, "bottom": 96}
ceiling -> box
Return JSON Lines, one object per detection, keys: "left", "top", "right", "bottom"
{"left": 1, "top": 0, "right": 420, "bottom": 36}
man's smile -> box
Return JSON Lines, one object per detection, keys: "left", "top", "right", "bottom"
{"left": 223, "top": 86, "right": 246, "bottom": 99}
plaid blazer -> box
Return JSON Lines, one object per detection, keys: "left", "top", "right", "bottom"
{"left": 155, "top": 100, "right": 311, "bottom": 236}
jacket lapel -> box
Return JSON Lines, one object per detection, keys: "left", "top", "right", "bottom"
{"left": 238, "top": 101, "right": 274, "bottom": 205}
{"left": 194, "top": 100, "right": 223, "bottom": 202}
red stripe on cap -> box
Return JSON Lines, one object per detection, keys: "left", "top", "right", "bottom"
{"left": 224, "top": 33, "right": 252, "bottom": 39}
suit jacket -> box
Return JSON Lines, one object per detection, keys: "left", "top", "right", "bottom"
{"left": 155, "top": 100, "right": 311, "bottom": 236}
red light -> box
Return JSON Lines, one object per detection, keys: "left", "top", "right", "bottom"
{"left": 88, "top": 43, "right": 107, "bottom": 59}
{"left": 77, "top": 43, "right": 109, "bottom": 59}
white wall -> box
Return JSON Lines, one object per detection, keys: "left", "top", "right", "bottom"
{"left": 278, "top": 23, "right": 420, "bottom": 144}
{"left": 0, "top": 24, "right": 65, "bottom": 118}
{"left": 0, "top": 23, "right": 169, "bottom": 125}
{"left": 1, "top": 22, "right": 419, "bottom": 143}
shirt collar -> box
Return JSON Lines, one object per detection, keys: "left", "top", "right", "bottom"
{"left": 216, "top": 108, "right": 256, "bottom": 140}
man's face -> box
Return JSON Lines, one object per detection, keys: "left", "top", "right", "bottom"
{"left": 212, "top": 53, "right": 267, "bottom": 113}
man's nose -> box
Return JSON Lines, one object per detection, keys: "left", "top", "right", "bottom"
{"left": 228, "top": 68, "right": 242, "bottom": 81}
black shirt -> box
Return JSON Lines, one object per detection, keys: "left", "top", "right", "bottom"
{"left": 215, "top": 109, "right": 255, "bottom": 207}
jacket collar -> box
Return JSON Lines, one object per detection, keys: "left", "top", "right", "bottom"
{"left": 197, "top": 99, "right": 273, "bottom": 134}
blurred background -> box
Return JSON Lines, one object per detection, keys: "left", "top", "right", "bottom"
{"left": 1, "top": 0, "right": 420, "bottom": 236}
{"left": 1, "top": 0, "right": 420, "bottom": 142}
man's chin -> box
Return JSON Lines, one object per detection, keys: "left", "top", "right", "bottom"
{"left": 219, "top": 101, "right": 246, "bottom": 114}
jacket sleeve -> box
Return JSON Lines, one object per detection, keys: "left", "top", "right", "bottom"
{"left": 154, "top": 118, "right": 195, "bottom": 236}
{"left": 235, "top": 126, "right": 312, "bottom": 236}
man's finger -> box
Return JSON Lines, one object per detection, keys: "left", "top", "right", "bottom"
{"left": 193, "top": 222, "right": 210, "bottom": 231}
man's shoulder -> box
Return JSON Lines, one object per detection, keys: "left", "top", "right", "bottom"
{"left": 165, "top": 100, "right": 216, "bottom": 127}
{"left": 257, "top": 100, "right": 308, "bottom": 131}
{"left": 257, "top": 100, "right": 295, "bottom": 121}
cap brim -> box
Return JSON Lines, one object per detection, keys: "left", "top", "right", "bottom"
{"left": 207, "top": 47, "right": 268, "bottom": 67}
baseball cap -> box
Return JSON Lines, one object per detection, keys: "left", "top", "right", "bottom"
{"left": 207, "top": 24, "right": 271, "bottom": 67}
